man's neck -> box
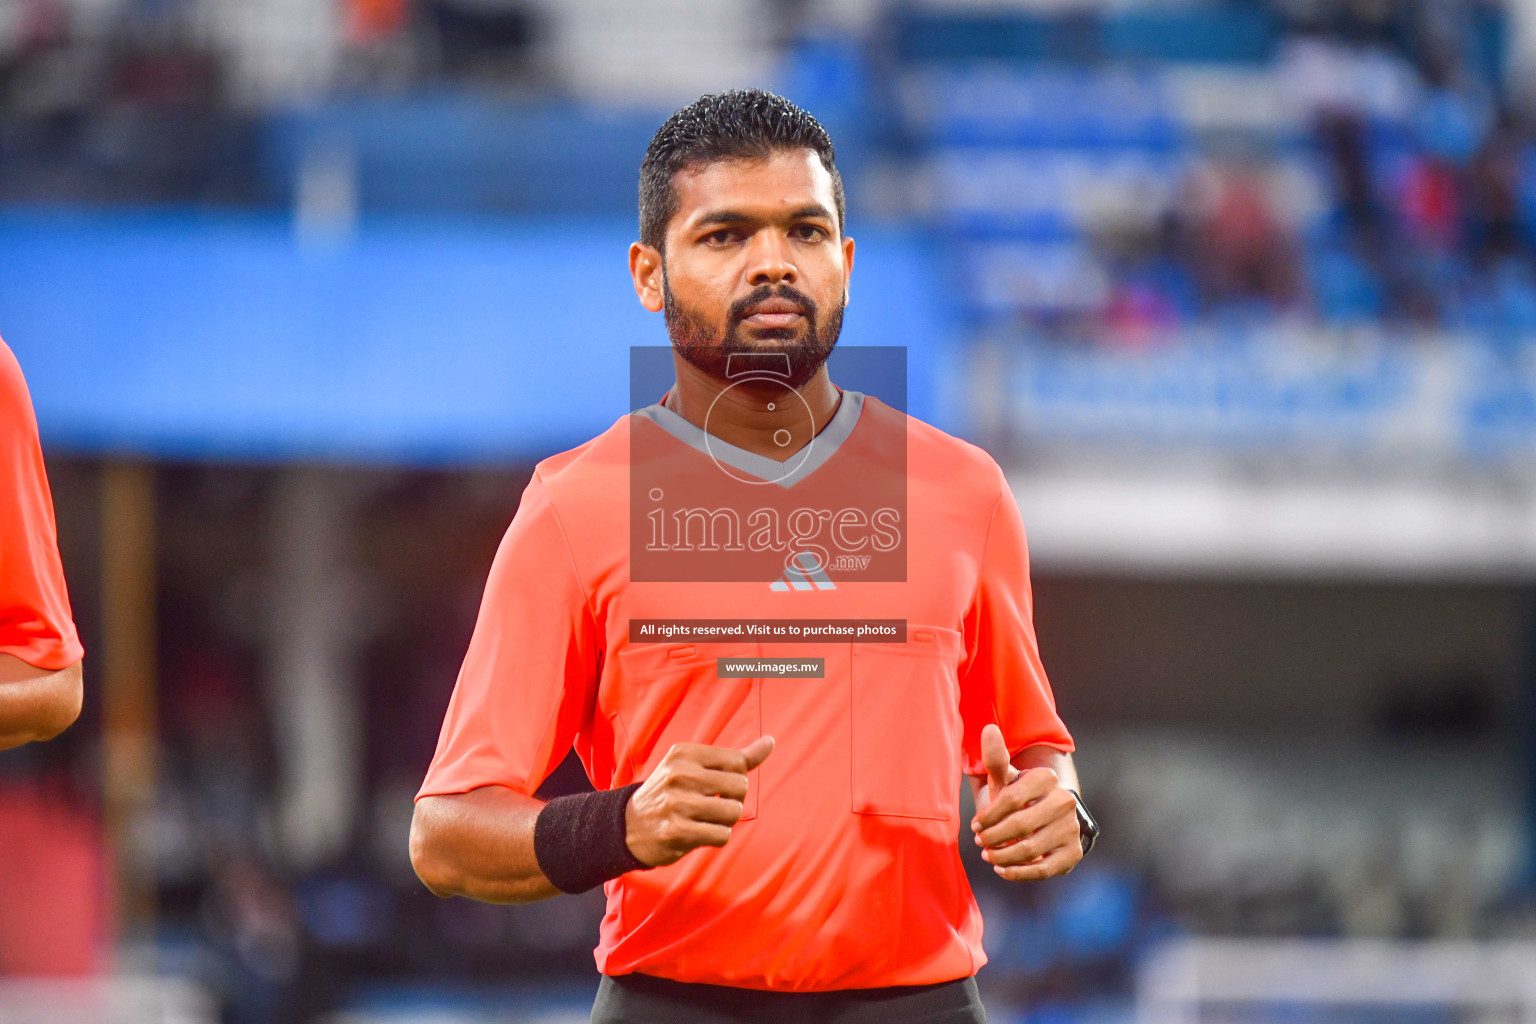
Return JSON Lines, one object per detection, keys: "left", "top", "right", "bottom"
{"left": 664, "top": 356, "right": 842, "bottom": 463}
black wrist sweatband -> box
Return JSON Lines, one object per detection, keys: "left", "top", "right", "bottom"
{"left": 534, "top": 782, "right": 648, "bottom": 894}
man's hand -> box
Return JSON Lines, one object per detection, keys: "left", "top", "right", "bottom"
{"left": 625, "top": 736, "right": 774, "bottom": 868}
{"left": 971, "top": 724, "right": 1082, "bottom": 881}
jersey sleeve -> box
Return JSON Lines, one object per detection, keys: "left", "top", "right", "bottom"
{"left": 0, "top": 341, "right": 82, "bottom": 671}
{"left": 958, "top": 463, "right": 1073, "bottom": 777}
{"left": 416, "top": 470, "right": 601, "bottom": 800}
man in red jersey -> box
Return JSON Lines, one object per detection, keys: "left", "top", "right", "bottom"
{"left": 0, "top": 337, "right": 84, "bottom": 750}
{"left": 411, "top": 90, "right": 1098, "bottom": 1023}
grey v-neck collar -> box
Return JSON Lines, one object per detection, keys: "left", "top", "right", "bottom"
{"left": 633, "top": 387, "right": 866, "bottom": 489}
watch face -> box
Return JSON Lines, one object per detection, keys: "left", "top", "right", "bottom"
{"left": 1070, "top": 791, "right": 1100, "bottom": 853}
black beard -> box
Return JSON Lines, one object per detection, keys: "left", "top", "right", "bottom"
{"left": 663, "top": 272, "right": 844, "bottom": 390}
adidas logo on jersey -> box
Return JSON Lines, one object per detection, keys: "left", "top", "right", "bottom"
{"left": 769, "top": 551, "right": 837, "bottom": 591}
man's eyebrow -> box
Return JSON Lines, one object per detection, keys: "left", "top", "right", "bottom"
{"left": 787, "top": 205, "right": 836, "bottom": 222}
{"left": 692, "top": 205, "right": 837, "bottom": 229}
{"left": 694, "top": 210, "right": 752, "bottom": 229}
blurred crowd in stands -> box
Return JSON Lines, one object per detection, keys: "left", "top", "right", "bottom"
{"left": 1104, "top": 3, "right": 1536, "bottom": 339}
{"left": 892, "top": 2, "right": 1536, "bottom": 346}
{"left": 6, "top": 0, "right": 1536, "bottom": 343}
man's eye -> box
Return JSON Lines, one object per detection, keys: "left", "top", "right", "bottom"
{"left": 705, "top": 229, "right": 739, "bottom": 244}
{"left": 792, "top": 225, "right": 827, "bottom": 240}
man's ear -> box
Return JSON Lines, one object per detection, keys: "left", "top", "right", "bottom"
{"left": 630, "top": 242, "right": 665, "bottom": 313}
{"left": 842, "top": 234, "right": 854, "bottom": 306}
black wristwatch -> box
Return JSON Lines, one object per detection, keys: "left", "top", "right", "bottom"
{"left": 1067, "top": 789, "right": 1100, "bottom": 857}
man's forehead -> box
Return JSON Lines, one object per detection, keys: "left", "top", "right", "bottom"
{"left": 671, "top": 150, "right": 836, "bottom": 223}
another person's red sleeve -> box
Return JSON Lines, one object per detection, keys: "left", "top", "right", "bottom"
{"left": 0, "top": 339, "right": 82, "bottom": 671}
{"left": 958, "top": 461, "right": 1073, "bottom": 776}
{"left": 416, "top": 471, "right": 601, "bottom": 800}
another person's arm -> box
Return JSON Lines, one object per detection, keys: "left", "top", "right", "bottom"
{"left": 0, "top": 339, "right": 84, "bottom": 749}
{"left": 0, "top": 655, "right": 83, "bottom": 751}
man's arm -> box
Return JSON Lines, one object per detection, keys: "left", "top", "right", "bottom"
{"left": 411, "top": 785, "right": 555, "bottom": 903}
{"left": 411, "top": 737, "right": 773, "bottom": 904}
{"left": 0, "top": 654, "right": 83, "bottom": 751}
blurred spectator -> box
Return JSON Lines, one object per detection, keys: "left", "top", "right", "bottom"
{"left": 201, "top": 857, "right": 301, "bottom": 1024}
{"left": 348, "top": 0, "right": 412, "bottom": 47}
{"left": 1466, "top": 110, "right": 1529, "bottom": 266}
{"left": 158, "top": 641, "right": 273, "bottom": 883}
{"left": 1400, "top": 148, "right": 1463, "bottom": 250}
{"left": 1184, "top": 159, "right": 1303, "bottom": 314}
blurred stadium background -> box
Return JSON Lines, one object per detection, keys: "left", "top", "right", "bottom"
{"left": 3, "top": 0, "right": 1536, "bottom": 1020}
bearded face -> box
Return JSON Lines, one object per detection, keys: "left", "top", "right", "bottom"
{"left": 664, "top": 272, "right": 845, "bottom": 390}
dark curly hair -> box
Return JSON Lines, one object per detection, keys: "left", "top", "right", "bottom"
{"left": 639, "top": 89, "right": 845, "bottom": 253}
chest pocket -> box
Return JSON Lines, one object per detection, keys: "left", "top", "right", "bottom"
{"left": 849, "top": 626, "right": 964, "bottom": 820}
{"left": 611, "top": 642, "right": 763, "bottom": 820}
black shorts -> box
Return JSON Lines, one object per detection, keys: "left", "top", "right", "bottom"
{"left": 590, "top": 972, "right": 988, "bottom": 1024}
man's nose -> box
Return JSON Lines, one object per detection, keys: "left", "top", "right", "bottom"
{"left": 746, "top": 232, "right": 798, "bottom": 287}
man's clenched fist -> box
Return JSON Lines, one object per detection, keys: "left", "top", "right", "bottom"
{"left": 972, "top": 723, "right": 1082, "bottom": 881}
{"left": 625, "top": 736, "right": 775, "bottom": 868}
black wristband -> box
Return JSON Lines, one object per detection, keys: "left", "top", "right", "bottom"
{"left": 534, "top": 782, "right": 648, "bottom": 894}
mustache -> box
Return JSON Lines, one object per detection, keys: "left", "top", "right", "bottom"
{"left": 729, "top": 285, "right": 817, "bottom": 322}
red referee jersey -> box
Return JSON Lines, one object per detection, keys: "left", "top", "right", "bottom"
{"left": 418, "top": 388, "right": 1073, "bottom": 991}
